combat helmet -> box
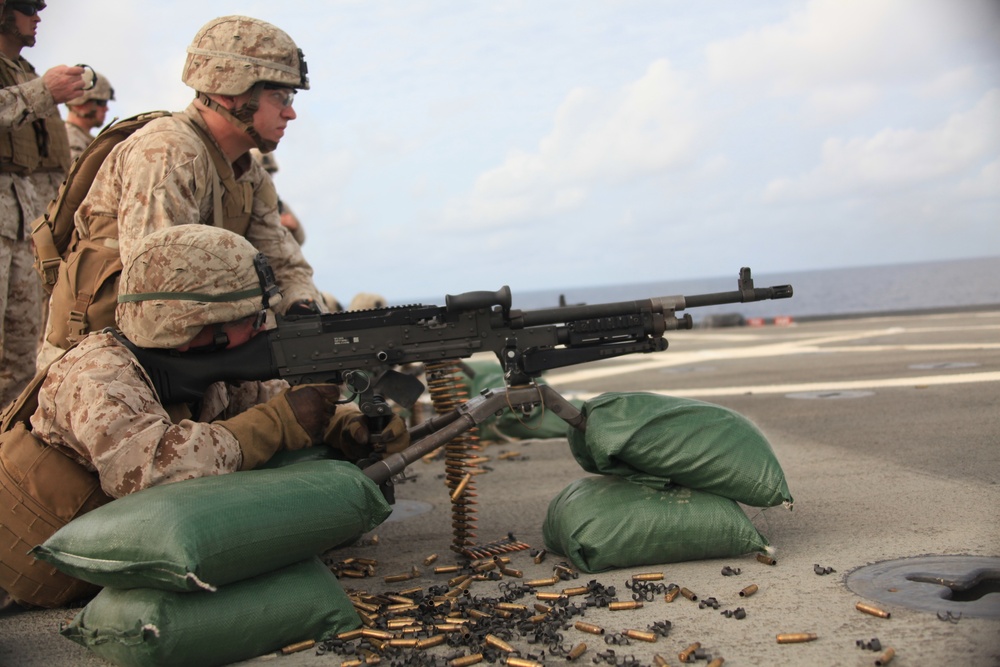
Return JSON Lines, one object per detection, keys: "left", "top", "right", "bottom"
{"left": 65, "top": 70, "right": 114, "bottom": 107}
{"left": 182, "top": 15, "right": 308, "bottom": 152}
{"left": 117, "top": 225, "right": 281, "bottom": 349}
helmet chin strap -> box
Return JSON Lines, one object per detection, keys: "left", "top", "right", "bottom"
{"left": 198, "top": 83, "right": 278, "bottom": 153}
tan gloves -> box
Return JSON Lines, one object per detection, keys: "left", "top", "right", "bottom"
{"left": 219, "top": 384, "right": 341, "bottom": 470}
{"left": 324, "top": 402, "right": 411, "bottom": 463}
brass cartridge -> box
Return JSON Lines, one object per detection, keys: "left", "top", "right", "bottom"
{"left": 664, "top": 586, "right": 680, "bottom": 603}
{"left": 623, "top": 629, "right": 657, "bottom": 642}
{"left": 856, "top": 602, "right": 891, "bottom": 619}
{"left": 653, "top": 655, "right": 670, "bottom": 667}
{"left": 680, "top": 587, "right": 697, "bottom": 601}
{"left": 451, "top": 473, "right": 472, "bottom": 501}
{"left": 449, "top": 654, "right": 484, "bottom": 667}
{"left": 448, "top": 574, "right": 472, "bottom": 587}
{"left": 417, "top": 635, "right": 447, "bottom": 650}
{"left": 706, "top": 659, "right": 725, "bottom": 667}
{"left": 485, "top": 634, "right": 515, "bottom": 652}
{"left": 536, "top": 592, "right": 567, "bottom": 601}
{"left": 507, "top": 659, "right": 544, "bottom": 667}
{"left": 280, "top": 640, "right": 315, "bottom": 655}
{"left": 526, "top": 576, "right": 560, "bottom": 587}
{"left": 678, "top": 642, "right": 701, "bottom": 662}
{"left": 424, "top": 554, "right": 439, "bottom": 566}
{"left": 574, "top": 621, "right": 605, "bottom": 635}
{"left": 387, "top": 638, "right": 420, "bottom": 648}
{"left": 756, "top": 553, "right": 777, "bottom": 566}
{"left": 337, "top": 628, "right": 364, "bottom": 641}
{"left": 776, "top": 633, "right": 818, "bottom": 644}
{"left": 533, "top": 549, "right": 547, "bottom": 564}
{"left": 632, "top": 573, "right": 664, "bottom": 581}
{"left": 501, "top": 567, "right": 523, "bottom": 578}
{"left": 609, "top": 601, "right": 643, "bottom": 611}
{"left": 567, "top": 642, "right": 588, "bottom": 661}
{"left": 435, "top": 565, "right": 462, "bottom": 574}
{"left": 467, "top": 609, "right": 492, "bottom": 620}
{"left": 361, "top": 629, "right": 394, "bottom": 640}
{"left": 739, "top": 584, "right": 759, "bottom": 598}
{"left": 561, "top": 586, "right": 589, "bottom": 596}
{"left": 875, "top": 647, "right": 896, "bottom": 666}
{"left": 496, "top": 602, "right": 528, "bottom": 612}
{"left": 533, "top": 603, "right": 551, "bottom": 614}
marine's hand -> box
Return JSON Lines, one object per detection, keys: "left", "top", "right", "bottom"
{"left": 326, "top": 413, "right": 410, "bottom": 462}
{"left": 43, "top": 65, "right": 87, "bottom": 104}
{"left": 285, "top": 299, "right": 321, "bottom": 316}
{"left": 283, "top": 384, "right": 341, "bottom": 446}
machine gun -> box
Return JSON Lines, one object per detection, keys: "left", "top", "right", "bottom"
{"left": 122, "top": 267, "right": 791, "bottom": 484}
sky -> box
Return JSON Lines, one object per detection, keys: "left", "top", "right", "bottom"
{"left": 30, "top": 0, "right": 1000, "bottom": 303}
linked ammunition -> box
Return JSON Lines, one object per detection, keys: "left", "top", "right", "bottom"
{"left": 679, "top": 642, "right": 701, "bottom": 662}
{"left": 609, "top": 601, "right": 643, "bottom": 611}
{"left": 776, "top": 633, "right": 818, "bottom": 644}
{"left": 574, "top": 621, "right": 605, "bottom": 635}
{"left": 875, "top": 647, "right": 896, "bottom": 665}
{"left": 416, "top": 635, "right": 447, "bottom": 650}
{"left": 623, "top": 629, "right": 657, "bottom": 642}
{"left": 856, "top": 602, "right": 891, "bottom": 619}
{"left": 567, "top": 642, "right": 588, "bottom": 661}
{"left": 632, "top": 572, "right": 665, "bottom": 581}
{"left": 756, "top": 553, "right": 777, "bottom": 566}
{"left": 739, "top": 584, "right": 759, "bottom": 598}
{"left": 450, "top": 654, "right": 483, "bottom": 667}
{"left": 485, "top": 634, "right": 515, "bottom": 652}
{"left": 451, "top": 473, "right": 472, "bottom": 501}
{"left": 280, "top": 639, "right": 315, "bottom": 655}
{"left": 680, "top": 587, "right": 698, "bottom": 601}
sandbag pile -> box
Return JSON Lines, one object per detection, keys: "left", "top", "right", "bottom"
{"left": 543, "top": 392, "right": 792, "bottom": 573}
{"left": 33, "top": 459, "right": 392, "bottom": 667}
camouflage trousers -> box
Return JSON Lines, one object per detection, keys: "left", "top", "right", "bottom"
{"left": 0, "top": 236, "right": 42, "bottom": 408}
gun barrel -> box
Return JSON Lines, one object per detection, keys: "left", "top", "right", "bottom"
{"left": 683, "top": 283, "right": 793, "bottom": 309}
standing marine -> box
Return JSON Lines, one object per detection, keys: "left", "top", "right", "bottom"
{"left": 63, "top": 69, "right": 114, "bottom": 160}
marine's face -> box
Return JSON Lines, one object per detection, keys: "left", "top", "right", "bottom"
{"left": 251, "top": 85, "right": 297, "bottom": 148}
{"left": 75, "top": 99, "right": 109, "bottom": 128}
{"left": 7, "top": 3, "right": 39, "bottom": 47}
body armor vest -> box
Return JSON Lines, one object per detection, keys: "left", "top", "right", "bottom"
{"left": 0, "top": 56, "right": 70, "bottom": 174}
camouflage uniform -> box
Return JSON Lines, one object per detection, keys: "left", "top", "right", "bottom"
{"left": 64, "top": 117, "right": 92, "bottom": 161}
{"left": 0, "top": 52, "right": 67, "bottom": 406}
{"left": 64, "top": 69, "right": 114, "bottom": 161}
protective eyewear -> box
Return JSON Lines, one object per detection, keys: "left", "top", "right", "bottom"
{"left": 8, "top": 3, "right": 40, "bottom": 17}
{"left": 263, "top": 84, "right": 295, "bottom": 109}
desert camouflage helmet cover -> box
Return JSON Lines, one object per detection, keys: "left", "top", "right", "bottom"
{"left": 117, "top": 225, "right": 281, "bottom": 349}
{"left": 182, "top": 15, "right": 309, "bottom": 96}
{"left": 66, "top": 70, "right": 114, "bottom": 106}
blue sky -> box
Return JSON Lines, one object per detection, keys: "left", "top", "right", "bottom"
{"left": 32, "top": 0, "right": 1000, "bottom": 303}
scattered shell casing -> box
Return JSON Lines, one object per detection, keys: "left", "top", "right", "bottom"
{"left": 562, "top": 586, "right": 589, "bottom": 596}
{"left": 533, "top": 549, "right": 547, "bottom": 564}
{"left": 875, "top": 647, "right": 896, "bottom": 666}
{"left": 450, "top": 653, "right": 484, "bottom": 667}
{"left": 280, "top": 639, "right": 315, "bottom": 655}
{"left": 507, "top": 659, "right": 544, "bottom": 667}
{"left": 739, "top": 584, "right": 759, "bottom": 598}
{"left": 423, "top": 554, "right": 439, "bottom": 566}
{"left": 536, "top": 592, "right": 566, "bottom": 601}
{"left": 632, "top": 573, "right": 664, "bottom": 581}
{"left": 706, "top": 659, "right": 725, "bottom": 667}
{"left": 567, "top": 642, "right": 588, "bottom": 661}
{"left": 856, "top": 602, "right": 891, "bottom": 619}
{"left": 679, "top": 642, "right": 701, "bottom": 662}
{"left": 448, "top": 574, "right": 472, "bottom": 587}
{"left": 337, "top": 628, "right": 364, "bottom": 641}
{"left": 466, "top": 609, "right": 492, "bottom": 620}
{"left": 387, "top": 638, "right": 420, "bottom": 648}
{"left": 623, "top": 629, "right": 657, "bottom": 642}
{"left": 361, "top": 629, "right": 394, "bottom": 640}
{"left": 496, "top": 602, "right": 528, "bottom": 612}
{"left": 574, "top": 621, "right": 605, "bottom": 635}
{"left": 387, "top": 618, "right": 417, "bottom": 629}
{"left": 680, "top": 587, "right": 698, "bottom": 601}
{"left": 776, "top": 633, "right": 818, "bottom": 644}
{"left": 664, "top": 586, "right": 681, "bottom": 603}
{"left": 399, "top": 586, "right": 423, "bottom": 597}
{"left": 450, "top": 473, "right": 472, "bottom": 501}
{"left": 653, "top": 655, "right": 669, "bottom": 667}
{"left": 533, "top": 603, "right": 551, "bottom": 614}
{"left": 527, "top": 576, "right": 560, "bottom": 587}
{"left": 609, "top": 601, "right": 643, "bottom": 611}
{"left": 416, "top": 635, "right": 447, "bottom": 650}
{"left": 435, "top": 565, "right": 461, "bottom": 574}
{"left": 485, "top": 634, "right": 515, "bottom": 653}
{"left": 756, "top": 553, "right": 777, "bottom": 566}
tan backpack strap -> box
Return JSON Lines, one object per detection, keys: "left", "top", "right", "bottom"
{"left": 30, "top": 215, "right": 61, "bottom": 291}
{"left": 0, "top": 346, "right": 71, "bottom": 432}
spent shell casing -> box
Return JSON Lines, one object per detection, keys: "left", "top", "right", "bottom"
{"left": 533, "top": 549, "right": 547, "bottom": 564}
{"left": 485, "top": 634, "right": 515, "bottom": 652}
{"left": 567, "top": 642, "right": 588, "bottom": 661}
{"left": 678, "top": 642, "right": 701, "bottom": 662}
{"left": 680, "top": 587, "right": 698, "bottom": 601}
{"left": 776, "top": 633, "right": 818, "bottom": 644}
{"left": 450, "top": 654, "right": 484, "bottom": 667}
{"left": 361, "top": 629, "right": 394, "bottom": 640}
{"left": 501, "top": 567, "right": 523, "bottom": 578}
{"left": 875, "top": 647, "right": 896, "bottom": 666}
{"left": 527, "top": 576, "right": 560, "bottom": 587}
{"left": 342, "top": 660, "right": 363, "bottom": 667}
{"left": 337, "top": 628, "right": 364, "bottom": 641}
{"left": 756, "top": 553, "right": 777, "bottom": 566}
{"left": 856, "top": 602, "right": 891, "bottom": 619}
{"left": 562, "top": 586, "right": 589, "bottom": 596}
{"left": 496, "top": 602, "right": 528, "bottom": 612}
{"left": 280, "top": 640, "right": 315, "bottom": 655}
{"left": 632, "top": 572, "right": 665, "bottom": 581}
{"left": 706, "top": 659, "right": 725, "bottom": 667}
{"left": 424, "top": 554, "right": 439, "bottom": 566}
{"left": 387, "top": 638, "right": 420, "bottom": 648}
{"left": 623, "top": 629, "right": 657, "bottom": 642}
{"left": 574, "top": 621, "right": 605, "bottom": 635}
{"left": 450, "top": 473, "right": 473, "bottom": 501}
{"left": 507, "top": 659, "right": 544, "bottom": 667}
{"left": 739, "top": 584, "right": 759, "bottom": 598}
{"left": 435, "top": 565, "right": 462, "bottom": 574}
{"left": 416, "top": 635, "right": 447, "bottom": 650}
{"left": 387, "top": 618, "right": 417, "bottom": 629}
{"left": 609, "top": 601, "right": 643, "bottom": 611}
{"left": 536, "top": 592, "right": 567, "bottom": 601}
{"left": 664, "top": 586, "right": 680, "bottom": 603}
{"left": 653, "top": 655, "right": 669, "bottom": 667}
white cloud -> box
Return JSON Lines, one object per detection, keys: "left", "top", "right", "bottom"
{"left": 764, "top": 89, "right": 1000, "bottom": 201}
{"left": 441, "top": 59, "right": 700, "bottom": 228}
{"left": 956, "top": 159, "right": 1000, "bottom": 199}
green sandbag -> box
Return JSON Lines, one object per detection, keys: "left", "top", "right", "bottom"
{"left": 60, "top": 557, "right": 359, "bottom": 667}
{"left": 32, "top": 460, "right": 391, "bottom": 592}
{"left": 458, "top": 359, "right": 576, "bottom": 440}
{"left": 568, "top": 392, "right": 792, "bottom": 507}
{"left": 543, "top": 476, "right": 769, "bottom": 573}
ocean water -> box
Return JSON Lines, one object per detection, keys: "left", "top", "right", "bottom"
{"left": 491, "top": 256, "right": 1000, "bottom": 323}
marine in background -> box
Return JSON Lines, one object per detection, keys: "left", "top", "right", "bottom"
{"left": 0, "top": 0, "right": 82, "bottom": 406}
{"left": 38, "top": 15, "right": 327, "bottom": 367}
{"left": 63, "top": 69, "right": 113, "bottom": 160}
